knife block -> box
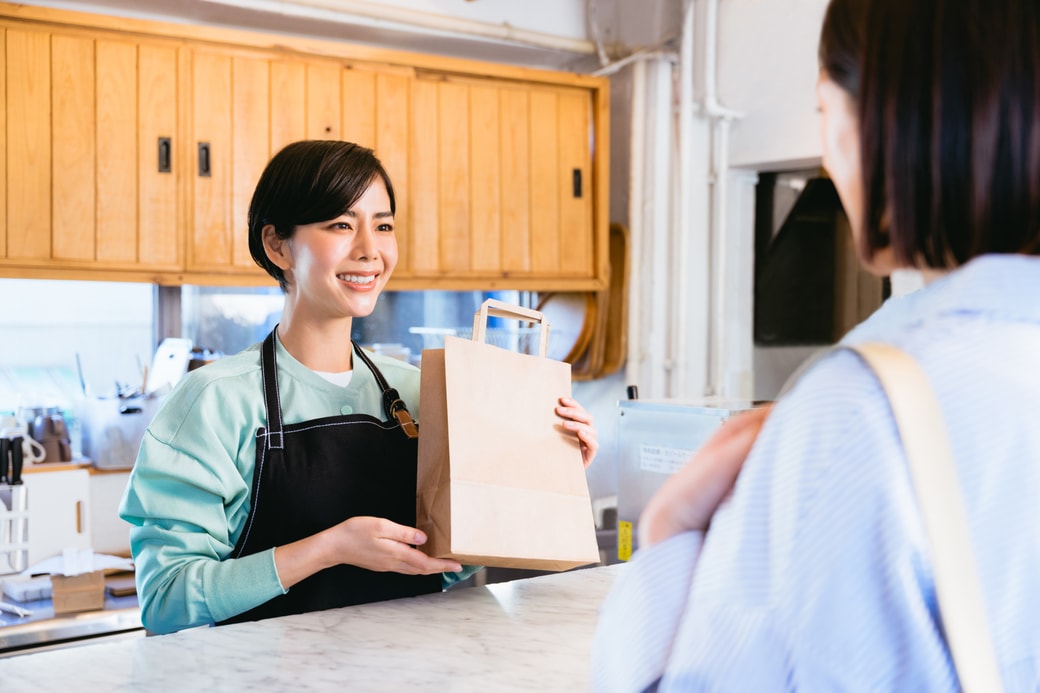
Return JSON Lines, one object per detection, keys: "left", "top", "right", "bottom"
{"left": 0, "top": 484, "right": 29, "bottom": 575}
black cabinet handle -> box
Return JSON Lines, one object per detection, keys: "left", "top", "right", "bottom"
{"left": 572, "top": 168, "right": 582, "bottom": 198}
{"left": 157, "top": 137, "right": 172, "bottom": 173}
{"left": 197, "top": 142, "right": 211, "bottom": 177}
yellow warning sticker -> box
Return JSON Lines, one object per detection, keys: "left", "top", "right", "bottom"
{"left": 618, "top": 521, "right": 633, "bottom": 561}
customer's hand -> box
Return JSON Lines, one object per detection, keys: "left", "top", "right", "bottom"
{"left": 556, "top": 396, "right": 598, "bottom": 468}
{"left": 638, "top": 404, "right": 773, "bottom": 548}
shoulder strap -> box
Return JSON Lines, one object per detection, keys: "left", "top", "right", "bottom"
{"left": 846, "top": 342, "right": 1003, "bottom": 693}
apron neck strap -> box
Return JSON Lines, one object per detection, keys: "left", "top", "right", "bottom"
{"left": 351, "top": 342, "right": 416, "bottom": 427}
{"left": 261, "top": 329, "right": 284, "bottom": 449}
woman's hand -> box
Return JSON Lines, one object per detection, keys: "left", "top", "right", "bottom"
{"left": 556, "top": 396, "right": 598, "bottom": 468}
{"left": 638, "top": 404, "right": 773, "bottom": 548}
{"left": 275, "top": 516, "right": 463, "bottom": 589}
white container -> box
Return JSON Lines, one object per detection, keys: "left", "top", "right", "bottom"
{"left": 80, "top": 395, "right": 164, "bottom": 470}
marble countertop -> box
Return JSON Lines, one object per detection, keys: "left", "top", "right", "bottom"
{"left": 2, "top": 563, "right": 625, "bottom": 692}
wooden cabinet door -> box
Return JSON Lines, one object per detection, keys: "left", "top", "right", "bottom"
{"left": 2, "top": 26, "right": 182, "bottom": 270}
{"left": 5, "top": 27, "right": 50, "bottom": 261}
{"left": 406, "top": 75, "right": 595, "bottom": 286}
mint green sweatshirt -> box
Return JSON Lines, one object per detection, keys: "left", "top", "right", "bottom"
{"left": 119, "top": 335, "right": 476, "bottom": 634}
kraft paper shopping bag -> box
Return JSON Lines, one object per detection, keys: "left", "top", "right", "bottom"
{"left": 416, "top": 299, "right": 600, "bottom": 571}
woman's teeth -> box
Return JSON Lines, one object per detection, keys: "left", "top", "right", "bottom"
{"left": 337, "top": 274, "right": 376, "bottom": 284}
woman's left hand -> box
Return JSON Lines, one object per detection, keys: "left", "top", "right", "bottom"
{"left": 556, "top": 396, "right": 598, "bottom": 468}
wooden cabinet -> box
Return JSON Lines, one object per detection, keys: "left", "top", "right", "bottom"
{"left": 0, "top": 2, "right": 609, "bottom": 290}
{"left": 1, "top": 25, "right": 182, "bottom": 273}
{"left": 402, "top": 74, "right": 595, "bottom": 288}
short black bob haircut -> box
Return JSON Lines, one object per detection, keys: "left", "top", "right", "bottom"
{"left": 819, "top": 0, "right": 1040, "bottom": 269}
{"left": 248, "top": 140, "right": 396, "bottom": 291}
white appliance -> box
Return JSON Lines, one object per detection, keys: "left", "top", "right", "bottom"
{"left": 616, "top": 398, "right": 758, "bottom": 561}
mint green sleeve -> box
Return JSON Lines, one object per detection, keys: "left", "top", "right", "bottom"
{"left": 442, "top": 565, "right": 483, "bottom": 589}
{"left": 120, "top": 430, "right": 284, "bottom": 634}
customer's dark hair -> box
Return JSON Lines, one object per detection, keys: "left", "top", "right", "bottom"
{"left": 819, "top": 0, "right": 1040, "bottom": 268}
{"left": 248, "top": 140, "right": 396, "bottom": 290}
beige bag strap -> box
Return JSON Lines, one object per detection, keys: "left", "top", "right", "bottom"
{"left": 472, "top": 299, "right": 550, "bottom": 357}
{"left": 848, "top": 343, "right": 1004, "bottom": 693}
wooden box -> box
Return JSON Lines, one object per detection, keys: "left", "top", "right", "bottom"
{"left": 51, "top": 570, "right": 106, "bottom": 614}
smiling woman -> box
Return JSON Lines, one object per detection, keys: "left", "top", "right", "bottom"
{"left": 119, "top": 139, "right": 600, "bottom": 634}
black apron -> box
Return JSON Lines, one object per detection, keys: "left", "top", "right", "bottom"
{"left": 220, "top": 330, "right": 441, "bottom": 625}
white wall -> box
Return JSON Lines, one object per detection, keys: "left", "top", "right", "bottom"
{"left": 718, "top": 0, "right": 829, "bottom": 169}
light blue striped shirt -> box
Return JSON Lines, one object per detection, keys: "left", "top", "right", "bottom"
{"left": 592, "top": 255, "right": 1040, "bottom": 691}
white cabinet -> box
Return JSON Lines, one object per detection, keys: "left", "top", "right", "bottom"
{"left": 22, "top": 468, "right": 92, "bottom": 566}
{"left": 88, "top": 471, "right": 131, "bottom": 556}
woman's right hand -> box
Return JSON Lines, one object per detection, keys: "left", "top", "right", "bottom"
{"left": 637, "top": 404, "right": 773, "bottom": 549}
{"left": 274, "top": 516, "right": 463, "bottom": 589}
{"left": 329, "top": 516, "right": 464, "bottom": 575}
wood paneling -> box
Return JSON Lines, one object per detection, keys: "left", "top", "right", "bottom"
{"left": 270, "top": 61, "right": 305, "bottom": 154}
{"left": 306, "top": 62, "right": 340, "bottom": 139}
{"left": 499, "top": 88, "right": 531, "bottom": 274}
{"left": 557, "top": 91, "right": 593, "bottom": 276}
{"left": 232, "top": 55, "right": 270, "bottom": 269}
{"left": 96, "top": 40, "right": 137, "bottom": 263}
{"left": 437, "top": 80, "right": 470, "bottom": 272}
{"left": 7, "top": 29, "right": 50, "bottom": 260}
{"left": 137, "top": 43, "right": 179, "bottom": 266}
{"left": 51, "top": 35, "right": 96, "bottom": 261}
{"left": 409, "top": 78, "right": 439, "bottom": 275}
{"left": 190, "top": 50, "right": 233, "bottom": 269}
{"left": 469, "top": 84, "right": 500, "bottom": 273}
{"left": 529, "top": 90, "right": 560, "bottom": 274}
{"left": 341, "top": 68, "right": 375, "bottom": 149}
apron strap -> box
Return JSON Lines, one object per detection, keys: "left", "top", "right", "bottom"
{"left": 260, "top": 329, "right": 284, "bottom": 450}
{"left": 351, "top": 342, "right": 418, "bottom": 437}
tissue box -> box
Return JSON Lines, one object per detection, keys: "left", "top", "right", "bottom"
{"left": 51, "top": 570, "right": 105, "bottom": 614}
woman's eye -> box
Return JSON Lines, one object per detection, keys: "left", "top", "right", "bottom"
{"left": 378, "top": 223, "right": 394, "bottom": 232}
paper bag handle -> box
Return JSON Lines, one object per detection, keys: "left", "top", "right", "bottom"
{"left": 472, "top": 299, "right": 550, "bottom": 358}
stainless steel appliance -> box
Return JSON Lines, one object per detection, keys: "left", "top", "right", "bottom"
{"left": 616, "top": 398, "right": 758, "bottom": 560}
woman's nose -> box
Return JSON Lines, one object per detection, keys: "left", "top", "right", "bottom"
{"left": 352, "top": 224, "right": 379, "bottom": 260}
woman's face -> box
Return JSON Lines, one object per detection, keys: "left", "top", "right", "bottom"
{"left": 267, "top": 177, "right": 398, "bottom": 321}
{"left": 816, "top": 71, "right": 895, "bottom": 275}
{"left": 817, "top": 73, "right": 864, "bottom": 237}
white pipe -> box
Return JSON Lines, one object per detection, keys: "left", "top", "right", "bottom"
{"left": 198, "top": 0, "right": 599, "bottom": 55}
{"left": 673, "top": 0, "right": 696, "bottom": 398}
{"left": 625, "top": 59, "right": 647, "bottom": 394}
{"left": 703, "top": 0, "right": 744, "bottom": 119}
{"left": 591, "top": 49, "right": 678, "bottom": 78}
{"left": 701, "top": 0, "right": 744, "bottom": 397}
{"left": 709, "top": 117, "right": 732, "bottom": 395}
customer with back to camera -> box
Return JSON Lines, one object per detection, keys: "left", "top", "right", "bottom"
{"left": 120, "top": 140, "right": 599, "bottom": 635}
{"left": 591, "top": 0, "right": 1040, "bottom": 689}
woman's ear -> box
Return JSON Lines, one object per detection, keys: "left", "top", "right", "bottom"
{"left": 262, "top": 224, "right": 292, "bottom": 270}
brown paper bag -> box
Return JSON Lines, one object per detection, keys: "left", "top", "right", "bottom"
{"left": 416, "top": 299, "right": 600, "bottom": 571}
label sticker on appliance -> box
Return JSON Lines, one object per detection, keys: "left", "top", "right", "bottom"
{"left": 618, "top": 521, "right": 633, "bottom": 562}
{"left": 639, "top": 445, "right": 695, "bottom": 474}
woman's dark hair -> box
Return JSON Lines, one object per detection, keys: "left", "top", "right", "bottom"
{"left": 248, "top": 140, "right": 396, "bottom": 290}
{"left": 819, "top": 0, "right": 1040, "bottom": 268}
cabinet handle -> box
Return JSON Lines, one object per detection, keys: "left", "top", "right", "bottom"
{"left": 157, "top": 137, "right": 172, "bottom": 173}
{"left": 572, "top": 168, "right": 583, "bottom": 198}
{"left": 197, "top": 142, "right": 212, "bottom": 178}
{"left": 76, "top": 500, "right": 84, "bottom": 534}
